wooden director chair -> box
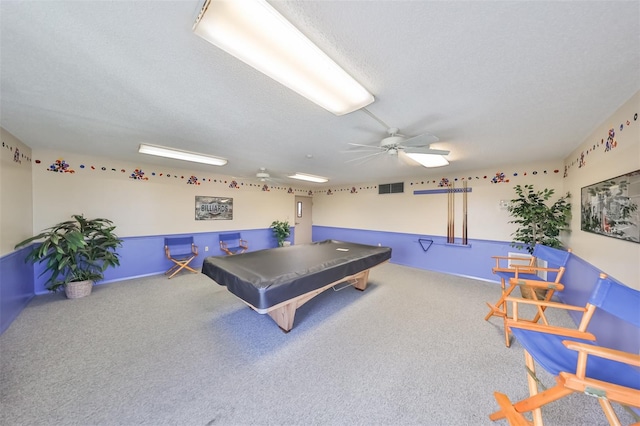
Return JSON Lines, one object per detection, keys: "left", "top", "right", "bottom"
{"left": 219, "top": 232, "right": 248, "bottom": 255}
{"left": 486, "top": 245, "right": 571, "bottom": 347}
{"left": 164, "top": 236, "right": 198, "bottom": 279}
{"left": 490, "top": 273, "right": 640, "bottom": 426}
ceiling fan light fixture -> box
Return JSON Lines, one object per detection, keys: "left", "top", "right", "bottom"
{"left": 405, "top": 152, "right": 449, "bottom": 168}
{"left": 287, "top": 172, "right": 329, "bottom": 183}
{"left": 138, "top": 143, "right": 227, "bottom": 166}
{"left": 192, "top": 0, "right": 374, "bottom": 116}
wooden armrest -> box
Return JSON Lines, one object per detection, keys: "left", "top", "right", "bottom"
{"left": 493, "top": 267, "right": 519, "bottom": 274}
{"left": 563, "top": 341, "right": 640, "bottom": 367}
{"left": 515, "top": 266, "right": 562, "bottom": 272}
{"left": 492, "top": 255, "right": 533, "bottom": 260}
{"left": 509, "top": 278, "right": 564, "bottom": 291}
{"left": 492, "top": 256, "right": 535, "bottom": 270}
{"left": 506, "top": 320, "right": 596, "bottom": 341}
{"left": 505, "top": 296, "right": 584, "bottom": 311}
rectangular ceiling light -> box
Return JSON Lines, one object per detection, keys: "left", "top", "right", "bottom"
{"left": 287, "top": 172, "right": 329, "bottom": 183}
{"left": 192, "top": 0, "right": 374, "bottom": 116}
{"left": 405, "top": 152, "right": 450, "bottom": 168}
{"left": 138, "top": 144, "right": 227, "bottom": 166}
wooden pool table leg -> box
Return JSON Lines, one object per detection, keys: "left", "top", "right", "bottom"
{"left": 267, "top": 302, "right": 297, "bottom": 333}
{"left": 353, "top": 269, "right": 370, "bottom": 291}
{"left": 264, "top": 268, "right": 375, "bottom": 332}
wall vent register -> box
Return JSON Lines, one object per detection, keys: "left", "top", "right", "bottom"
{"left": 379, "top": 182, "right": 404, "bottom": 194}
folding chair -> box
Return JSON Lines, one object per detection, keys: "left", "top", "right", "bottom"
{"left": 164, "top": 236, "right": 198, "bottom": 278}
{"left": 490, "top": 273, "right": 640, "bottom": 426}
{"left": 485, "top": 245, "right": 571, "bottom": 347}
{"left": 219, "top": 232, "right": 248, "bottom": 255}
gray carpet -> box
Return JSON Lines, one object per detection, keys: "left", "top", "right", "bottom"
{"left": 1, "top": 263, "right": 634, "bottom": 425}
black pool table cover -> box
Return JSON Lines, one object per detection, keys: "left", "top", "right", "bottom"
{"left": 202, "top": 239, "right": 392, "bottom": 312}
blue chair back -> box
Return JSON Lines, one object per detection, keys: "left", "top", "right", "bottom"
{"left": 165, "top": 236, "right": 195, "bottom": 257}
{"left": 219, "top": 233, "right": 241, "bottom": 243}
{"left": 589, "top": 275, "right": 640, "bottom": 327}
{"left": 531, "top": 244, "right": 571, "bottom": 282}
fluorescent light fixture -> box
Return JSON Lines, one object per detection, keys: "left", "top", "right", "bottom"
{"left": 138, "top": 144, "right": 227, "bottom": 166}
{"left": 192, "top": 0, "right": 374, "bottom": 116}
{"left": 287, "top": 172, "right": 329, "bottom": 183}
{"left": 405, "top": 152, "right": 450, "bottom": 168}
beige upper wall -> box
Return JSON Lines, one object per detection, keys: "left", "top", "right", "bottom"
{"left": 27, "top": 149, "right": 302, "bottom": 240}
{"left": 563, "top": 90, "right": 640, "bottom": 287}
{"left": 312, "top": 160, "right": 565, "bottom": 242}
{"left": 0, "top": 128, "right": 33, "bottom": 256}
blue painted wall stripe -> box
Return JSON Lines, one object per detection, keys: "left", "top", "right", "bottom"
{"left": 0, "top": 248, "right": 35, "bottom": 334}
{"left": 3, "top": 223, "right": 638, "bottom": 359}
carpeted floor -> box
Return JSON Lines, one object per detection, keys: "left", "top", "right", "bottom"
{"left": 0, "top": 263, "right": 634, "bottom": 425}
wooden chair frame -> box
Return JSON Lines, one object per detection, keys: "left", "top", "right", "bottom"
{"left": 486, "top": 252, "right": 538, "bottom": 321}
{"left": 491, "top": 341, "right": 640, "bottom": 426}
{"left": 499, "top": 266, "right": 566, "bottom": 347}
{"left": 219, "top": 232, "right": 248, "bottom": 255}
{"left": 486, "top": 245, "right": 571, "bottom": 347}
{"left": 490, "top": 273, "right": 640, "bottom": 426}
{"left": 164, "top": 237, "right": 198, "bottom": 279}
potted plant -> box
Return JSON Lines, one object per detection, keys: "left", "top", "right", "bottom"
{"left": 507, "top": 185, "right": 571, "bottom": 299}
{"left": 14, "top": 214, "right": 123, "bottom": 298}
{"left": 270, "top": 220, "right": 291, "bottom": 247}
{"left": 508, "top": 184, "right": 572, "bottom": 254}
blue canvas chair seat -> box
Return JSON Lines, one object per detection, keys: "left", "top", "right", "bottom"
{"left": 490, "top": 273, "right": 640, "bottom": 426}
{"left": 164, "top": 237, "right": 198, "bottom": 279}
{"left": 219, "top": 232, "right": 248, "bottom": 255}
{"left": 494, "top": 271, "right": 539, "bottom": 284}
{"left": 512, "top": 328, "right": 640, "bottom": 390}
{"left": 486, "top": 244, "right": 571, "bottom": 347}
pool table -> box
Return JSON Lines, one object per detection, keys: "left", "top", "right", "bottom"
{"left": 202, "top": 239, "right": 391, "bottom": 331}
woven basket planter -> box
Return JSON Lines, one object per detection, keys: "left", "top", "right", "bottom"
{"left": 64, "top": 280, "right": 93, "bottom": 299}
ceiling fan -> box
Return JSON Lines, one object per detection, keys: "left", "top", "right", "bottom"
{"left": 254, "top": 167, "right": 281, "bottom": 183}
{"left": 345, "top": 127, "right": 450, "bottom": 166}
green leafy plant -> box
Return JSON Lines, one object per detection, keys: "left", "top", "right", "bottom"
{"left": 270, "top": 220, "right": 291, "bottom": 247}
{"left": 14, "top": 215, "right": 123, "bottom": 292}
{"left": 508, "top": 184, "right": 571, "bottom": 254}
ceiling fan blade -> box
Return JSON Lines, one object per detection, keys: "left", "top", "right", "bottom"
{"left": 402, "top": 133, "right": 440, "bottom": 147}
{"left": 345, "top": 151, "right": 384, "bottom": 165}
{"left": 347, "top": 142, "right": 383, "bottom": 150}
{"left": 398, "top": 150, "right": 422, "bottom": 166}
{"left": 340, "top": 149, "right": 380, "bottom": 154}
{"left": 405, "top": 147, "right": 450, "bottom": 156}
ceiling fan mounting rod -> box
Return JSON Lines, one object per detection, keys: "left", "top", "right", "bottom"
{"left": 361, "top": 107, "right": 391, "bottom": 131}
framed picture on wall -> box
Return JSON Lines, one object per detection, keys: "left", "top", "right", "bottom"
{"left": 195, "top": 196, "right": 233, "bottom": 220}
{"left": 580, "top": 170, "right": 640, "bottom": 243}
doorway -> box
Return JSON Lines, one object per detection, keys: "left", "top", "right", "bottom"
{"left": 294, "top": 196, "right": 312, "bottom": 245}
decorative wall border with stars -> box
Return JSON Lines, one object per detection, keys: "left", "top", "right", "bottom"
{"left": 16, "top": 107, "right": 638, "bottom": 198}
{"left": 564, "top": 111, "right": 638, "bottom": 177}
{"left": 1, "top": 141, "right": 32, "bottom": 164}
{"left": 309, "top": 168, "right": 561, "bottom": 196}
{"left": 34, "top": 157, "right": 309, "bottom": 195}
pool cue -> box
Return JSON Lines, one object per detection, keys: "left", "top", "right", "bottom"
{"left": 462, "top": 180, "right": 468, "bottom": 245}
{"left": 447, "top": 183, "right": 454, "bottom": 244}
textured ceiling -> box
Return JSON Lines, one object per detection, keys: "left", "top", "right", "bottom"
{"left": 1, "top": 1, "right": 638, "bottom": 186}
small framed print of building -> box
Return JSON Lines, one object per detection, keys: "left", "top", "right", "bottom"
{"left": 195, "top": 196, "right": 233, "bottom": 220}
